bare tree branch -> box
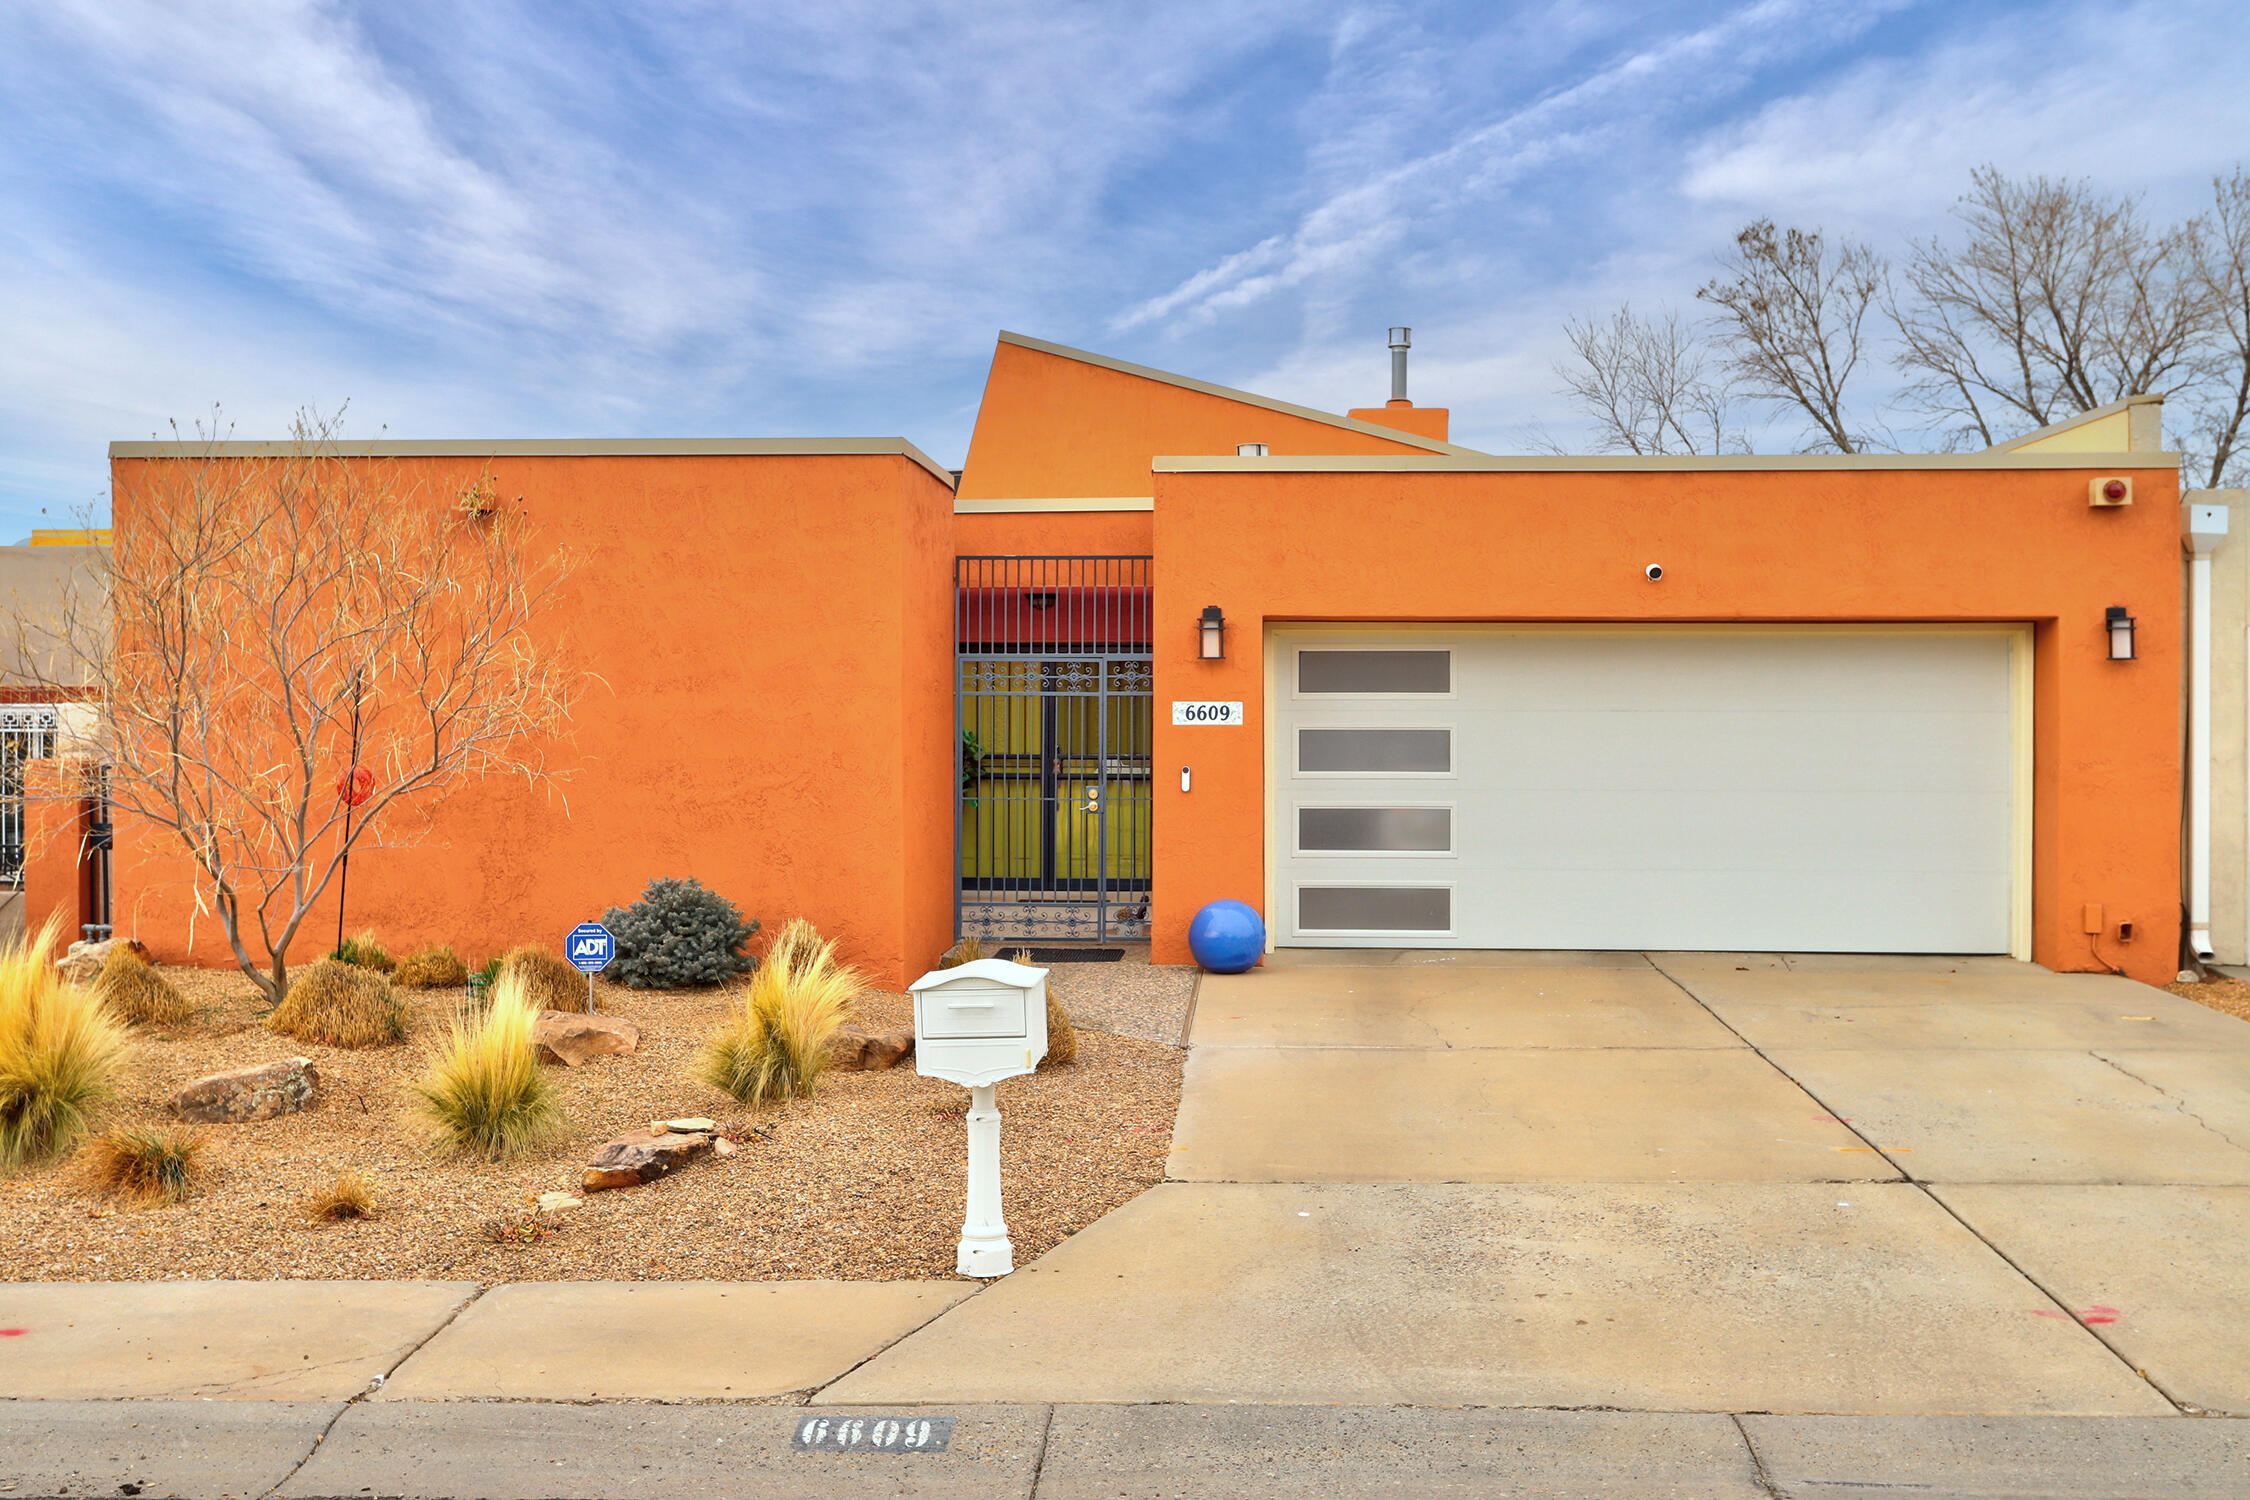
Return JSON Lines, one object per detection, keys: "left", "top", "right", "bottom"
{"left": 17, "top": 411, "right": 580, "bottom": 999}
{"left": 1894, "top": 166, "right": 2211, "bottom": 447}
{"left": 1697, "top": 219, "right": 1886, "bottom": 454}
{"left": 2186, "top": 169, "right": 2250, "bottom": 488}
{"left": 1554, "top": 304, "right": 1748, "bottom": 455}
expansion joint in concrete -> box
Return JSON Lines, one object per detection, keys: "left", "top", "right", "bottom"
{"left": 1642, "top": 955, "right": 2193, "bottom": 1417}
{"left": 256, "top": 1284, "right": 488, "bottom": 1500}
{"left": 1730, "top": 1412, "right": 1784, "bottom": 1499}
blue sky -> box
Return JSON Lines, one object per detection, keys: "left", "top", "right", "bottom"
{"left": 4, "top": 0, "right": 2246, "bottom": 532}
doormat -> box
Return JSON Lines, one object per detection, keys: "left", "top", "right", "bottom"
{"left": 1014, "top": 947, "right": 1125, "bottom": 964}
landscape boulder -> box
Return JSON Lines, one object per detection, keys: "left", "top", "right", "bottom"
{"left": 533, "top": 1011, "right": 640, "bottom": 1068}
{"left": 175, "top": 1057, "right": 320, "bottom": 1123}
{"left": 57, "top": 937, "right": 154, "bottom": 987}
{"left": 830, "top": 1025, "right": 914, "bottom": 1071}
{"left": 582, "top": 1129, "right": 713, "bottom": 1192}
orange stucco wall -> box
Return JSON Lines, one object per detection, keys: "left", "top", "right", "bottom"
{"left": 954, "top": 509, "right": 1152, "bottom": 556}
{"left": 1150, "top": 463, "right": 2185, "bottom": 982}
{"left": 956, "top": 338, "right": 1440, "bottom": 504}
{"left": 1347, "top": 404, "right": 1451, "bottom": 442}
{"left": 93, "top": 451, "right": 956, "bottom": 989}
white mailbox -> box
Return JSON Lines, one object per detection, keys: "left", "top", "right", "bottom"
{"left": 909, "top": 957, "right": 1050, "bottom": 1087}
{"left": 908, "top": 957, "right": 1050, "bottom": 1277}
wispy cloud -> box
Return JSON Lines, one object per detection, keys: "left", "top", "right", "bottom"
{"left": 0, "top": 0, "right": 2244, "bottom": 528}
{"left": 1110, "top": 0, "right": 1907, "bottom": 332}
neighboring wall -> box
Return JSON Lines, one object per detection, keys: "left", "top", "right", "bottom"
{"left": 1150, "top": 455, "right": 2186, "bottom": 983}
{"left": 2207, "top": 490, "right": 2248, "bottom": 965}
{"left": 83, "top": 445, "right": 957, "bottom": 989}
{"left": 0, "top": 544, "right": 102, "bottom": 690}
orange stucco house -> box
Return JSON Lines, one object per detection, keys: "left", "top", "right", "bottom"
{"left": 40, "top": 332, "right": 2186, "bottom": 985}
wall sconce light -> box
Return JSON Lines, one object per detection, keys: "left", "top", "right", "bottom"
{"left": 1198, "top": 605, "right": 1227, "bottom": 660}
{"left": 2106, "top": 606, "right": 2136, "bottom": 661}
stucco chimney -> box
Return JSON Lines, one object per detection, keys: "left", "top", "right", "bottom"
{"left": 1350, "top": 326, "right": 1450, "bottom": 443}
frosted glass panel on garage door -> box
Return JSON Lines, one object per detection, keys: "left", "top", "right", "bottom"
{"left": 1270, "top": 630, "right": 2017, "bottom": 953}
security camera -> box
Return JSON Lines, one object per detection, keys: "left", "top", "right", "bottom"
{"left": 1644, "top": 563, "right": 1664, "bottom": 582}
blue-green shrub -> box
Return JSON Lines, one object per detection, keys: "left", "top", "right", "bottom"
{"left": 602, "top": 878, "right": 760, "bottom": 989}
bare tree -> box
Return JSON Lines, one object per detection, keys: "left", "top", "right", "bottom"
{"left": 2186, "top": 170, "right": 2250, "bottom": 488}
{"left": 1555, "top": 304, "right": 1746, "bottom": 455}
{"left": 1894, "top": 167, "right": 2211, "bottom": 448}
{"left": 21, "top": 412, "right": 579, "bottom": 999}
{"left": 1697, "top": 220, "right": 1886, "bottom": 454}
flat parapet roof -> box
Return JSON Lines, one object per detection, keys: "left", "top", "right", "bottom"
{"left": 107, "top": 436, "right": 958, "bottom": 487}
{"left": 1156, "top": 450, "right": 2182, "bottom": 474}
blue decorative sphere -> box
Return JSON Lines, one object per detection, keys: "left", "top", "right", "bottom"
{"left": 1189, "top": 900, "right": 1266, "bottom": 973}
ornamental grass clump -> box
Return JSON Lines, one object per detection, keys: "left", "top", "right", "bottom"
{"left": 266, "top": 960, "right": 408, "bottom": 1048}
{"left": 1007, "top": 948, "right": 1077, "bottom": 1067}
{"left": 95, "top": 946, "right": 191, "bottom": 1027}
{"left": 0, "top": 919, "right": 129, "bottom": 1170}
{"left": 410, "top": 975, "right": 559, "bottom": 1159}
{"left": 697, "top": 923, "right": 859, "bottom": 1105}
{"left": 306, "top": 1169, "right": 376, "bottom": 1221}
{"left": 332, "top": 929, "right": 395, "bottom": 972}
{"left": 86, "top": 1126, "right": 206, "bottom": 1205}
{"left": 603, "top": 877, "right": 759, "bottom": 989}
{"left": 499, "top": 945, "right": 588, "bottom": 1013}
{"left": 392, "top": 943, "right": 469, "bottom": 990}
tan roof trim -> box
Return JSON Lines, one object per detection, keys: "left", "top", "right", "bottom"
{"left": 1155, "top": 451, "right": 2184, "bottom": 474}
{"left": 954, "top": 496, "right": 1154, "bottom": 514}
{"left": 997, "top": 331, "right": 1483, "bottom": 457}
{"left": 107, "top": 436, "right": 958, "bottom": 487}
{"left": 1990, "top": 395, "right": 2163, "bottom": 454}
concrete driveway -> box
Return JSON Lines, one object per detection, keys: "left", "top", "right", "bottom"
{"left": 828, "top": 951, "right": 2250, "bottom": 1416}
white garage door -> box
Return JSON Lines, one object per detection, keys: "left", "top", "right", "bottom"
{"left": 1267, "top": 628, "right": 2026, "bottom": 954}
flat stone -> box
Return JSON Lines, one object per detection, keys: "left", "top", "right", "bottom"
{"left": 656, "top": 1116, "right": 715, "bottom": 1133}
{"left": 534, "top": 1010, "right": 639, "bottom": 1067}
{"left": 0, "top": 1400, "right": 347, "bottom": 1499}
{"left": 830, "top": 1024, "right": 915, "bottom": 1070}
{"left": 821, "top": 1181, "right": 2169, "bottom": 1412}
{"left": 581, "top": 1128, "right": 711, "bottom": 1192}
{"left": 0, "top": 1281, "right": 477, "bottom": 1399}
{"left": 377, "top": 1281, "right": 977, "bottom": 1401}
{"left": 175, "top": 1056, "right": 319, "bottom": 1123}
{"left": 536, "top": 1192, "right": 582, "bottom": 1213}
{"left": 285, "top": 1402, "right": 1042, "bottom": 1499}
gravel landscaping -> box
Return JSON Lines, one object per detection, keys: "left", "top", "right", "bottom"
{"left": 0, "top": 964, "right": 1185, "bottom": 1284}
{"left": 2168, "top": 974, "right": 2250, "bottom": 1024}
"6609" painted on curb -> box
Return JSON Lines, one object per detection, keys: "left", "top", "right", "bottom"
{"left": 793, "top": 1414, "right": 954, "bottom": 1452}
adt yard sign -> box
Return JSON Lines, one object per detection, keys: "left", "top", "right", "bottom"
{"left": 567, "top": 923, "right": 614, "bottom": 973}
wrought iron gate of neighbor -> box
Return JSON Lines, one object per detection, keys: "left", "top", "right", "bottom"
{"left": 0, "top": 706, "right": 58, "bottom": 886}
{"left": 956, "top": 557, "right": 1153, "bottom": 944}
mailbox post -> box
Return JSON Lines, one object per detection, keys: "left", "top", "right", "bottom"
{"left": 907, "top": 957, "right": 1050, "bottom": 1277}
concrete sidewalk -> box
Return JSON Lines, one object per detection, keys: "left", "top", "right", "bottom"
{"left": 5, "top": 1400, "right": 2246, "bottom": 1498}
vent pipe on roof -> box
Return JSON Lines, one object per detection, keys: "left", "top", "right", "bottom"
{"left": 1388, "top": 327, "right": 1411, "bottom": 403}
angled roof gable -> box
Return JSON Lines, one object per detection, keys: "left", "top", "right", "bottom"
{"left": 955, "top": 332, "right": 1480, "bottom": 506}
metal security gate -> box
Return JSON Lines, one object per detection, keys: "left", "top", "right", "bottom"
{"left": 0, "top": 706, "right": 58, "bottom": 885}
{"left": 956, "top": 557, "right": 1152, "bottom": 943}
